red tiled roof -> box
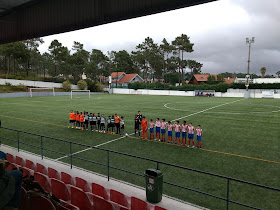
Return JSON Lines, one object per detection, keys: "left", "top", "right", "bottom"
{"left": 118, "top": 74, "right": 138, "bottom": 84}
{"left": 185, "top": 80, "right": 189, "bottom": 84}
{"left": 193, "top": 74, "right": 218, "bottom": 82}
{"left": 110, "top": 72, "right": 125, "bottom": 79}
{"left": 224, "top": 78, "right": 236, "bottom": 84}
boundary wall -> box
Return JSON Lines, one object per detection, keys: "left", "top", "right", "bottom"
{"left": 0, "top": 92, "right": 105, "bottom": 98}
{"left": 0, "top": 78, "right": 78, "bottom": 89}
{"left": 106, "top": 88, "right": 280, "bottom": 99}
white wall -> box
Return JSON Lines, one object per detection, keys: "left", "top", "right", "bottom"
{"left": 109, "top": 88, "right": 195, "bottom": 96}
{"left": 105, "top": 88, "right": 280, "bottom": 99}
{"left": 253, "top": 78, "right": 280, "bottom": 84}
{"left": 0, "top": 78, "right": 78, "bottom": 89}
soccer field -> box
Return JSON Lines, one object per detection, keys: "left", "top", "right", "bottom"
{"left": 0, "top": 94, "right": 279, "bottom": 209}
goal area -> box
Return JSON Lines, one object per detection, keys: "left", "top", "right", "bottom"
{"left": 29, "top": 87, "right": 55, "bottom": 97}
{"left": 70, "top": 90, "right": 91, "bottom": 99}
{"left": 195, "top": 90, "right": 215, "bottom": 97}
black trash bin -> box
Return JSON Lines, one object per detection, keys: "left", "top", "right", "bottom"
{"left": 145, "top": 168, "right": 163, "bottom": 203}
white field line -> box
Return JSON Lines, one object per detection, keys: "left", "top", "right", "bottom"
{"left": 55, "top": 97, "right": 101, "bottom": 102}
{"left": 164, "top": 103, "right": 190, "bottom": 111}
{"left": 165, "top": 101, "right": 280, "bottom": 116}
{"left": 170, "top": 98, "right": 245, "bottom": 122}
{"left": 56, "top": 98, "right": 245, "bottom": 161}
{"left": 55, "top": 132, "right": 135, "bottom": 161}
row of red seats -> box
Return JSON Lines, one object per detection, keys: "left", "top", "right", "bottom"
{"left": 19, "top": 187, "right": 79, "bottom": 210}
{"left": 6, "top": 153, "right": 167, "bottom": 210}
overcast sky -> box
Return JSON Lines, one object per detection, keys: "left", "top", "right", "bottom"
{"left": 38, "top": 0, "right": 280, "bottom": 75}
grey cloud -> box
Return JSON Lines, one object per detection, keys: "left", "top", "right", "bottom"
{"left": 185, "top": 0, "right": 280, "bottom": 75}
{"left": 40, "top": 0, "right": 280, "bottom": 76}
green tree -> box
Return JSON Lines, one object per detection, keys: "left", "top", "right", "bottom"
{"left": 276, "top": 71, "right": 280, "bottom": 77}
{"left": 86, "top": 49, "right": 109, "bottom": 80}
{"left": 40, "top": 52, "right": 54, "bottom": 77}
{"left": 160, "top": 38, "right": 174, "bottom": 86}
{"left": 48, "top": 39, "right": 69, "bottom": 76}
{"left": 62, "top": 81, "right": 72, "bottom": 91}
{"left": 207, "top": 75, "right": 216, "bottom": 85}
{"left": 68, "top": 41, "right": 89, "bottom": 79}
{"left": 221, "top": 72, "right": 233, "bottom": 78}
{"left": 260, "top": 67, "right": 266, "bottom": 78}
{"left": 112, "top": 50, "right": 135, "bottom": 73}
{"left": 0, "top": 42, "right": 29, "bottom": 76}
{"left": 187, "top": 60, "right": 203, "bottom": 75}
{"left": 216, "top": 74, "right": 224, "bottom": 83}
{"left": 77, "top": 79, "right": 87, "bottom": 90}
{"left": 23, "top": 38, "right": 44, "bottom": 77}
{"left": 172, "top": 34, "right": 194, "bottom": 86}
{"left": 167, "top": 72, "right": 179, "bottom": 85}
{"left": 132, "top": 37, "right": 159, "bottom": 87}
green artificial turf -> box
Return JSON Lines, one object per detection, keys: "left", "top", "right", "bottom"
{"left": 0, "top": 94, "right": 279, "bottom": 209}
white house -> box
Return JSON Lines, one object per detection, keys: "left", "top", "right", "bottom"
{"left": 235, "top": 77, "right": 280, "bottom": 84}
{"left": 253, "top": 78, "right": 280, "bottom": 84}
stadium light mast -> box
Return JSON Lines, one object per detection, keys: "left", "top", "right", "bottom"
{"left": 245, "top": 37, "right": 254, "bottom": 91}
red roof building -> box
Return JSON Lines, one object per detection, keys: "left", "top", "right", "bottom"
{"left": 224, "top": 77, "right": 236, "bottom": 84}
{"left": 110, "top": 72, "right": 125, "bottom": 79}
{"left": 189, "top": 74, "right": 235, "bottom": 85}
{"left": 109, "top": 72, "right": 144, "bottom": 87}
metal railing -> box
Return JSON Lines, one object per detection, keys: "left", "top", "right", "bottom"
{"left": 0, "top": 126, "right": 279, "bottom": 210}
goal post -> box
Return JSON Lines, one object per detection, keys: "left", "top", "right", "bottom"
{"left": 70, "top": 90, "right": 91, "bottom": 99}
{"left": 29, "top": 87, "right": 55, "bottom": 97}
{"left": 194, "top": 90, "right": 215, "bottom": 97}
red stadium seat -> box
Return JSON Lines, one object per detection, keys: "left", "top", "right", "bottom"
{"left": 75, "top": 177, "right": 91, "bottom": 192}
{"left": 28, "top": 195, "right": 56, "bottom": 210}
{"left": 16, "top": 156, "right": 25, "bottom": 167}
{"left": 131, "top": 197, "right": 149, "bottom": 210}
{"left": 155, "top": 206, "right": 167, "bottom": 210}
{"left": 59, "top": 200, "right": 80, "bottom": 210}
{"left": 109, "top": 200, "right": 129, "bottom": 210}
{"left": 6, "top": 163, "right": 18, "bottom": 171}
{"left": 25, "top": 159, "right": 35, "bottom": 170}
{"left": 61, "top": 172, "right": 74, "bottom": 185}
{"left": 36, "top": 163, "right": 47, "bottom": 175}
{"left": 91, "top": 183, "right": 109, "bottom": 200}
{"left": 50, "top": 178, "right": 71, "bottom": 201}
{"left": 69, "top": 185, "right": 93, "bottom": 210}
{"left": 86, "top": 192, "right": 113, "bottom": 210}
{"left": 20, "top": 167, "right": 34, "bottom": 179}
{"left": 110, "top": 189, "right": 129, "bottom": 208}
{"left": 58, "top": 205, "right": 69, "bottom": 210}
{"left": 48, "top": 167, "right": 60, "bottom": 179}
{"left": 18, "top": 187, "right": 28, "bottom": 210}
{"left": 6, "top": 153, "right": 15, "bottom": 163}
{"left": 34, "top": 172, "right": 51, "bottom": 192}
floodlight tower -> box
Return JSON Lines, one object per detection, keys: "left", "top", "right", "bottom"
{"left": 245, "top": 37, "right": 254, "bottom": 91}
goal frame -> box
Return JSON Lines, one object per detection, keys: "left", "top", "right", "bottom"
{"left": 70, "top": 90, "right": 91, "bottom": 99}
{"left": 29, "top": 87, "right": 55, "bottom": 97}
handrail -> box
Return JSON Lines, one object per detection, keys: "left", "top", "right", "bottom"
{"left": 0, "top": 126, "right": 279, "bottom": 210}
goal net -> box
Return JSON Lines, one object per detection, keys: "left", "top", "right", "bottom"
{"left": 29, "top": 87, "right": 55, "bottom": 97}
{"left": 70, "top": 90, "right": 91, "bottom": 99}
{"left": 194, "top": 90, "right": 215, "bottom": 97}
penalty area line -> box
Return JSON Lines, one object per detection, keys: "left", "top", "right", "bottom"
{"left": 170, "top": 98, "right": 245, "bottom": 122}
{"left": 55, "top": 132, "right": 135, "bottom": 161}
